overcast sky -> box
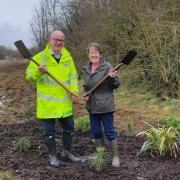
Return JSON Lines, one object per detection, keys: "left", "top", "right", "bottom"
{"left": 0, "top": 0, "right": 40, "bottom": 48}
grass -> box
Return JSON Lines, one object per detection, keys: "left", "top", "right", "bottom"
{"left": 125, "top": 119, "right": 135, "bottom": 136}
{"left": 75, "top": 115, "right": 90, "bottom": 133}
{"left": 115, "top": 82, "right": 179, "bottom": 128}
{"left": 16, "top": 137, "right": 31, "bottom": 153}
{"left": 165, "top": 116, "right": 180, "bottom": 133}
{"left": 0, "top": 171, "right": 14, "bottom": 180}
{"left": 24, "top": 106, "right": 35, "bottom": 118}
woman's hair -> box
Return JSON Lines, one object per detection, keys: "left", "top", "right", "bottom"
{"left": 87, "top": 42, "right": 102, "bottom": 54}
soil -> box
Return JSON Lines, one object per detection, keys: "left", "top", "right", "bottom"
{"left": 0, "top": 60, "right": 180, "bottom": 180}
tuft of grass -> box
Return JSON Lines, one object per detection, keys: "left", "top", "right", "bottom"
{"left": 0, "top": 171, "right": 13, "bottom": 180}
{"left": 24, "top": 106, "right": 35, "bottom": 118}
{"left": 165, "top": 116, "right": 180, "bottom": 136}
{"left": 89, "top": 147, "right": 106, "bottom": 171}
{"left": 125, "top": 119, "right": 135, "bottom": 136}
{"left": 137, "top": 123, "right": 179, "bottom": 158}
{"left": 16, "top": 137, "right": 31, "bottom": 153}
{"left": 75, "top": 115, "right": 90, "bottom": 133}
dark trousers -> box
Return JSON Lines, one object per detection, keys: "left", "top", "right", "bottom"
{"left": 89, "top": 112, "right": 116, "bottom": 141}
{"left": 42, "top": 116, "right": 74, "bottom": 137}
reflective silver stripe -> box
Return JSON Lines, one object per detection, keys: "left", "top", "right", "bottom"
{"left": 70, "top": 81, "right": 78, "bottom": 85}
{"left": 44, "top": 112, "right": 63, "bottom": 117}
{"left": 69, "top": 73, "right": 78, "bottom": 78}
{"left": 37, "top": 93, "right": 70, "bottom": 102}
{"left": 42, "top": 75, "right": 70, "bottom": 85}
{"left": 40, "top": 52, "right": 47, "bottom": 64}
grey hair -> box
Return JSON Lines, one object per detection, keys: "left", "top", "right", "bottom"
{"left": 87, "top": 42, "right": 102, "bottom": 54}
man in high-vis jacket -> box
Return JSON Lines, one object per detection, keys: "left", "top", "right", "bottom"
{"left": 26, "top": 30, "right": 81, "bottom": 167}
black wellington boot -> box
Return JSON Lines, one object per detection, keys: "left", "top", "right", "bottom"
{"left": 61, "top": 132, "right": 81, "bottom": 163}
{"left": 44, "top": 135, "right": 60, "bottom": 167}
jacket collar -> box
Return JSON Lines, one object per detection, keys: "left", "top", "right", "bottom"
{"left": 43, "top": 43, "right": 70, "bottom": 63}
{"left": 84, "top": 59, "right": 108, "bottom": 74}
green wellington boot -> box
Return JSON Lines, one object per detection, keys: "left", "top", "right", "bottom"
{"left": 110, "top": 139, "right": 120, "bottom": 167}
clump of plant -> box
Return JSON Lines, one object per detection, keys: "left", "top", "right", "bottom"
{"left": 0, "top": 171, "right": 13, "bottom": 180}
{"left": 125, "top": 120, "right": 135, "bottom": 136}
{"left": 75, "top": 115, "right": 90, "bottom": 133}
{"left": 16, "top": 137, "right": 31, "bottom": 152}
{"left": 137, "top": 123, "right": 179, "bottom": 158}
{"left": 89, "top": 147, "right": 106, "bottom": 171}
{"left": 24, "top": 106, "right": 35, "bottom": 118}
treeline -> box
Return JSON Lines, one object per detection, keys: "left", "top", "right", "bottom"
{"left": 0, "top": 45, "right": 21, "bottom": 60}
{"left": 31, "top": 0, "right": 180, "bottom": 98}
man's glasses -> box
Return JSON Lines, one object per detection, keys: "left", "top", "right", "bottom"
{"left": 51, "top": 37, "right": 65, "bottom": 43}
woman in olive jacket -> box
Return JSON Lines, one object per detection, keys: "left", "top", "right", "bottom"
{"left": 83, "top": 42, "right": 120, "bottom": 168}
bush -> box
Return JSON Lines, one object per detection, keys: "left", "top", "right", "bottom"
{"left": 75, "top": 115, "right": 90, "bottom": 133}
{"left": 16, "top": 137, "right": 31, "bottom": 153}
{"left": 137, "top": 123, "right": 179, "bottom": 158}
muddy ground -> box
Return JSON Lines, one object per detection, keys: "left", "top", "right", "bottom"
{"left": 0, "top": 60, "right": 180, "bottom": 180}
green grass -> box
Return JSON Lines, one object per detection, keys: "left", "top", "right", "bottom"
{"left": 165, "top": 116, "right": 180, "bottom": 133}
{"left": 16, "top": 137, "right": 31, "bottom": 153}
{"left": 0, "top": 171, "right": 13, "bottom": 180}
{"left": 75, "top": 115, "right": 90, "bottom": 133}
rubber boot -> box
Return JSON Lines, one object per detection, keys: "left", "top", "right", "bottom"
{"left": 110, "top": 139, "right": 120, "bottom": 168}
{"left": 95, "top": 139, "right": 104, "bottom": 148}
{"left": 61, "top": 132, "right": 81, "bottom": 162}
{"left": 44, "top": 135, "right": 60, "bottom": 167}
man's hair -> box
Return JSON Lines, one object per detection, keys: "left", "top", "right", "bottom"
{"left": 87, "top": 42, "right": 102, "bottom": 54}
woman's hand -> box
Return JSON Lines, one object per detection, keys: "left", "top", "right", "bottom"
{"left": 83, "top": 96, "right": 90, "bottom": 101}
{"left": 108, "top": 70, "right": 117, "bottom": 77}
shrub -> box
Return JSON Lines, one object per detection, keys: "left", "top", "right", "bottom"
{"left": 137, "top": 123, "right": 179, "bottom": 158}
{"left": 75, "top": 115, "right": 90, "bottom": 133}
{"left": 89, "top": 147, "right": 106, "bottom": 171}
{"left": 16, "top": 137, "right": 31, "bottom": 153}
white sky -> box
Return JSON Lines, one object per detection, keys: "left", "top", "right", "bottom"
{"left": 0, "top": 0, "right": 40, "bottom": 48}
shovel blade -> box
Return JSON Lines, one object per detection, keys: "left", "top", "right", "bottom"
{"left": 121, "top": 50, "right": 137, "bottom": 65}
{"left": 14, "top": 40, "right": 32, "bottom": 59}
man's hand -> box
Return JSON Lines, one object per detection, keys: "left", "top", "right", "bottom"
{"left": 39, "top": 64, "right": 47, "bottom": 73}
{"left": 71, "top": 92, "right": 80, "bottom": 101}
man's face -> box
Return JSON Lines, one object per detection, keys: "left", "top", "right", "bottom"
{"left": 49, "top": 32, "right": 65, "bottom": 54}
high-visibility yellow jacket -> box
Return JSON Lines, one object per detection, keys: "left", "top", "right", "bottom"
{"left": 26, "top": 43, "right": 79, "bottom": 119}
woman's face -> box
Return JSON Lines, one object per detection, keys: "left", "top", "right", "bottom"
{"left": 88, "top": 47, "right": 101, "bottom": 64}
